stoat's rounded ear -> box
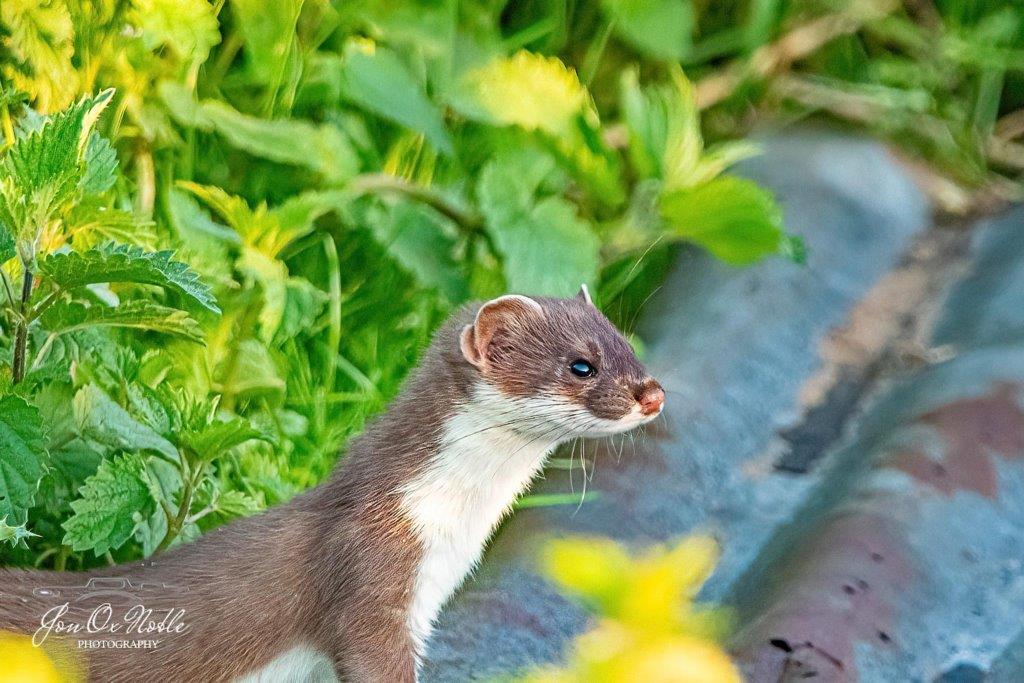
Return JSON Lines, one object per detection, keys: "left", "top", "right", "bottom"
{"left": 460, "top": 295, "right": 543, "bottom": 368}
{"left": 576, "top": 283, "right": 594, "bottom": 306}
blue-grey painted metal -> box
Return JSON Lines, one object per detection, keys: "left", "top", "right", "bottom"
{"left": 732, "top": 207, "right": 1024, "bottom": 681}
{"left": 422, "top": 130, "right": 930, "bottom": 682}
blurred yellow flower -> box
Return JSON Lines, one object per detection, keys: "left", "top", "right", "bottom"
{"left": 462, "top": 51, "right": 590, "bottom": 136}
{"left": 526, "top": 535, "right": 741, "bottom": 683}
{"left": 0, "top": 631, "right": 82, "bottom": 682}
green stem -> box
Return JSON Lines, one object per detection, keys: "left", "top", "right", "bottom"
{"left": 0, "top": 268, "right": 15, "bottom": 307}
{"left": 348, "top": 173, "right": 483, "bottom": 232}
{"left": 54, "top": 545, "right": 70, "bottom": 572}
{"left": 11, "top": 265, "right": 33, "bottom": 384}
{"left": 323, "top": 234, "right": 341, "bottom": 395}
{"left": 135, "top": 144, "right": 156, "bottom": 216}
{"left": 581, "top": 20, "right": 615, "bottom": 87}
{"left": 157, "top": 457, "right": 202, "bottom": 553}
{"left": 209, "top": 31, "right": 243, "bottom": 87}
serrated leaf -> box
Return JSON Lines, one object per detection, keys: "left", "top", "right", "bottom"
{"left": 65, "top": 203, "right": 157, "bottom": 251}
{"left": 180, "top": 418, "right": 272, "bottom": 462}
{"left": 3, "top": 91, "right": 112, "bottom": 190}
{"left": 340, "top": 40, "right": 453, "bottom": 154}
{"left": 0, "top": 395, "right": 46, "bottom": 522}
{"left": 600, "top": 0, "right": 693, "bottom": 61}
{"left": 478, "top": 151, "right": 599, "bottom": 296}
{"left": 499, "top": 197, "right": 600, "bottom": 296}
{"left": 40, "top": 300, "right": 204, "bottom": 343}
{"left": 0, "top": 90, "right": 113, "bottom": 245}
{"left": 73, "top": 384, "right": 179, "bottom": 462}
{"left": 660, "top": 176, "right": 788, "bottom": 265}
{"left": 38, "top": 243, "right": 220, "bottom": 313}
{"left": 0, "top": 515, "right": 39, "bottom": 548}
{"left": 61, "top": 453, "right": 155, "bottom": 555}
{"left": 79, "top": 131, "right": 118, "bottom": 195}
{"left": 215, "top": 489, "right": 260, "bottom": 517}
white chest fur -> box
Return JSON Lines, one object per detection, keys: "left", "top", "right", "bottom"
{"left": 398, "top": 388, "right": 566, "bottom": 659}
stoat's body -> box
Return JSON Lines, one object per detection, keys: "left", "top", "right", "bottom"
{"left": 0, "top": 291, "right": 664, "bottom": 681}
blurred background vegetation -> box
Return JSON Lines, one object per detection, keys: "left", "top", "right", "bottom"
{"left": 0, "top": 0, "right": 1020, "bottom": 641}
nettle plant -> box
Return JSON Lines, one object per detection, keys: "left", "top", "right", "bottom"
{"left": 0, "top": 92, "right": 268, "bottom": 561}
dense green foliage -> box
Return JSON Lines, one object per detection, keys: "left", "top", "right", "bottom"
{"left": 1, "top": 0, "right": 1019, "bottom": 569}
{"left": 0, "top": 0, "right": 796, "bottom": 568}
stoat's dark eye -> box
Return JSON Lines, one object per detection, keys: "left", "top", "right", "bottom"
{"left": 569, "top": 360, "right": 596, "bottom": 378}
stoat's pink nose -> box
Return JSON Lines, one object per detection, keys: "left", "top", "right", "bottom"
{"left": 637, "top": 383, "right": 665, "bottom": 416}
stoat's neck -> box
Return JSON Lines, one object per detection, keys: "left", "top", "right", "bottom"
{"left": 398, "top": 387, "right": 564, "bottom": 658}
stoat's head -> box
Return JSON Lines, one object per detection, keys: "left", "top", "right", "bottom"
{"left": 459, "top": 286, "right": 664, "bottom": 439}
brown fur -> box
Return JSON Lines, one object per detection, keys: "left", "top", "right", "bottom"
{"left": 0, "top": 294, "right": 659, "bottom": 681}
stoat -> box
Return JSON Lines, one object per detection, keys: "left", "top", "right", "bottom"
{"left": 0, "top": 288, "right": 665, "bottom": 682}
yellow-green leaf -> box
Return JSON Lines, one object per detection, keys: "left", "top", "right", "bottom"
{"left": 660, "top": 176, "right": 787, "bottom": 265}
{"left": 131, "top": 0, "right": 220, "bottom": 65}
{"left": 456, "top": 51, "right": 590, "bottom": 137}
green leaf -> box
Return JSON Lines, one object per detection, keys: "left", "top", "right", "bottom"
{"left": 133, "top": 457, "right": 179, "bottom": 556}
{"left": 276, "top": 276, "right": 329, "bottom": 344}
{"left": 0, "top": 90, "right": 113, "bottom": 247}
{"left": 38, "top": 243, "right": 220, "bottom": 313}
{"left": 79, "top": 131, "right": 119, "bottom": 195}
{"left": 180, "top": 417, "right": 272, "bottom": 462}
{"left": 181, "top": 182, "right": 342, "bottom": 257}
{"left": 600, "top": 0, "right": 693, "bottom": 61}
{"left": 215, "top": 489, "right": 260, "bottom": 517}
{"left": 40, "top": 300, "right": 204, "bottom": 343}
{"left": 0, "top": 395, "right": 46, "bottom": 523}
{"left": 370, "top": 203, "right": 468, "bottom": 303}
{"left": 73, "top": 384, "right": 180, "bottom": 462}
{"left": 660, "top": 176, "right": 788, "bottom": 265}
{"left": 158, "top": 80, "right": 213, "bottom": 129}
{"left": 131, "top": 0, "right": 220, "bottom": 65}
{"left": 0, "top": 0, "right": 76, "bottom": 111}
{"left": 215, "top": 339, "right": 285, "bottom": 399}
{"left": 61, "top": 453, "right": 155, "bottom": 555}
{"left": 478, "top": 151, "right": 600, "bottom": 296}
{"left": 340, "top": 40, "right": 453, "bottom": 154}
{"left": 236, "top": 248, "right": 289, "bottom": 340}
{"left": 231, "top": 0, "right": 302, "bottom": 84}
{"left": 2, "top": 90, "right": 113, "bottom": 199}
{"left": 185, "top": 100, "right": 359, "bottom": 183}
{"left": 162, "top": 86, "right": 359, "bottom": 183}
{"left": 0, "top": 224, "right": 14, "bottom": 264}
{"left": 0, "top": 515, "right": 38, "bottom": 548}
{"left": 500, "top": 197, "right": 600, "bottom": 296}
{"left": 454, "top": 51, "right": 590, "bottom": 137}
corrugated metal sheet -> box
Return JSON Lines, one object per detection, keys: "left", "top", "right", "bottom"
{"left": 423, "top": 130, "right": 1024, "bottom": 682}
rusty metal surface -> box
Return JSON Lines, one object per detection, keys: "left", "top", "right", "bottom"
{"left": 730, "top": 208, "right": 1024, "bottom": 682}
{"left": 421, "top": 132, "right": 1024, "bottom": 682}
